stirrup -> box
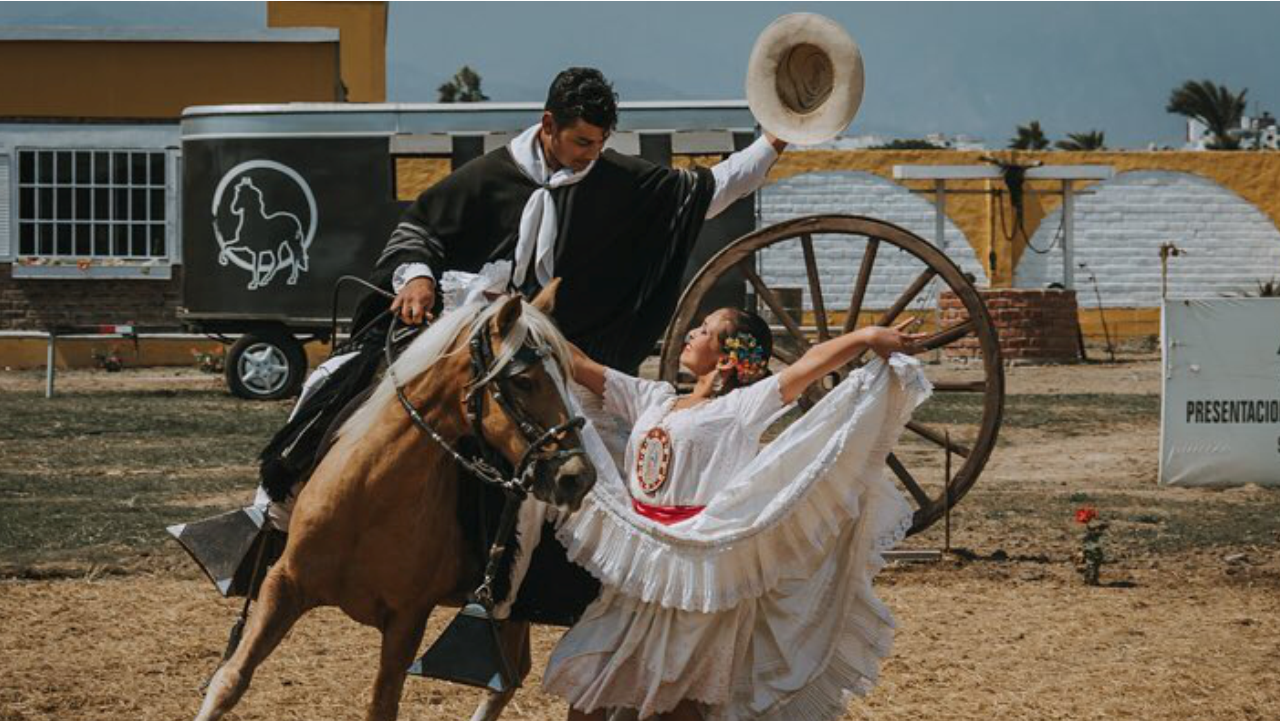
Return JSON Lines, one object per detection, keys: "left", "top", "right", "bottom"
{"left": 408, "top": 602, "right": 519, "bottom": 693}
{"left": 166, "top": 507, "right": 282, "bottom": 597}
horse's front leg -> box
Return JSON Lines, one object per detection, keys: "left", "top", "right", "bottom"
{"left": 366, "top": 607, "right": 432, "bottom": 721}
{"left": 195, "top": 567, "right": 308, "bottom": 721}
{"left": 468, "top": 620, "right": 532, "bottom": 721}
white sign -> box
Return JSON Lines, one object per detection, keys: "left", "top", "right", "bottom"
{"left": 1160, "top": 298, "right": 1280, "bottom": 487}
{"left": 211, "top": 160, "right": 318, "bottom": 291}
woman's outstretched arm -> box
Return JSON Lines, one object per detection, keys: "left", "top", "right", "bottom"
{"left": 776, "top": 319, "right": 926, "bottom": 405}
{"left": 568, "top": 343, "right": 607, "bottom": 397}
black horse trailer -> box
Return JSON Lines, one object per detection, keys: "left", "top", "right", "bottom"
{"left": 179, "top": 102, "right": 759, "bottom": 399}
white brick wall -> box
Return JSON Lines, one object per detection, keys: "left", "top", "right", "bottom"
{"left": 758, "top": 171, "right": 985, "bottom": 314}
{"left": 1016, "top": 170, "right": 1280, "bottom": 306}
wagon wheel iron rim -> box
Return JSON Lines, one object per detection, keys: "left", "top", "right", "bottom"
{"left": 237, "top": 342, "right": 291, "bottom": 396}
{"left": 660, "top": 214, "right": 1005, "bottom": 536}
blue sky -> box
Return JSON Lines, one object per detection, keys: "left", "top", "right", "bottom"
{"left": 2, "top": 2, "right": 1277, "bottom": 148}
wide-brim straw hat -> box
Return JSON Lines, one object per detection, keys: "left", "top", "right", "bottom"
{"left": 746, "top": 13, "right": 865, "bottom": 145}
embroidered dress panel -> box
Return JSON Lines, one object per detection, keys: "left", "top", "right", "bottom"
{"left": 603, "top": 370, "right": 785, "bottom": 506}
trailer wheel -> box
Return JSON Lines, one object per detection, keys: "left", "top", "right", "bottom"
{"left": 226, "top": 331, "right": 307, "bottom": 401}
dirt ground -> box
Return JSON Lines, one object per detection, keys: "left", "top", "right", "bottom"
{"left": 2, "top": 356, "right": 1278, "bottom": 721}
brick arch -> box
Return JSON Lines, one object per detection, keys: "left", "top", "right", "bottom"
{"left": 1015, "top": 170, "right": 1280, "bottom": 306}
{"left": 757, "top": 171, "right": 985, "bottom": 312}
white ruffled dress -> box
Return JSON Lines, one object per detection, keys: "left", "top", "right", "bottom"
{"left": 543, "top": 355, "right": 932, "bottom": 720}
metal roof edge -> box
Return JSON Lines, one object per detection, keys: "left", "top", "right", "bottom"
{"left": 0, "top": 25, "right": 339, "bottom": 43}
{"left": 182, "top": 100, "right": 750, "bottom": 118}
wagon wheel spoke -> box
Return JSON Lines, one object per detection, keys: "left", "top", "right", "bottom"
{"left": 906, "top": 421, "right": 972, "bottom": 459}
{"left": 886, "top": 453, "right": 931, "bottom": 509}
{"left": 877, "top": 267, "right": 938, "bottom": 328}
{"left": 740, "top": 259, "right": 809, "bottom": 352}
{"left": 799, "top": 234, "right": 831, "bottom": 341}
{"left": 917, "top": 319, "right": 976, "bottom": 353}
{"left": 841, "top": 237, "right": 879, "bottom": 335}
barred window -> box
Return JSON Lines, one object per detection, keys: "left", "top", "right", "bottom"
{"left": 16, "top": 149, "right": 168, "bottom": 260}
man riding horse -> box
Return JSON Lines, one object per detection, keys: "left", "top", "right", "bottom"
{"left": 254, "top": 66, "right": 787, "bottom": 622}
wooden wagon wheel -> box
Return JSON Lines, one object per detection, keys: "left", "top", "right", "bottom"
{"left": 660, "top": 215, "right": 1004, "bottom": 536}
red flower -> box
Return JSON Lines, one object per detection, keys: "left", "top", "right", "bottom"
{"left": 1075, "top": 507, "right": 1098, "bottom": 524}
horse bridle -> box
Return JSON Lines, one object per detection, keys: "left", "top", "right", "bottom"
{"left": 384, "top": 310, "right": 587, "bottom": 610}
{"left": 463, "top": 321, "right": 588, "bottom": 491}
{"left": 385, "top": 313, "right": 586, "bottom": 497}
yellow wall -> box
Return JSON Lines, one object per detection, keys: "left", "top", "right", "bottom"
{"left": 0, "top": 336, "right": 334, "bottom": 371}
{"left": 395, "top": 157, "right": 452, "bottom": 200}
{"left": 269, "top": 1, "right": 388, "bottom": 102}
{"left": 2, "top": 337, "right": 226, "bottom": 370}
{"left": 1077, "top": 307, "right": 1162, "bottom": 342}
{"left": 0, "top": 41, "right": 341, "bottom": 118}
{"left": 768, "top": 149, "right": 1280, "bottom": 288}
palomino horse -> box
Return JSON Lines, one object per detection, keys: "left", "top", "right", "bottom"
{"left": 195, "top": 282, "right": 596, "bottom": 721}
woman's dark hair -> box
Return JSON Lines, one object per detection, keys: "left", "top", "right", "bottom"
{"left": 714, "top": 308, "right": 774, "bottom": 396}
{"left": 545, "top": 67, "right": 619, "bottom": 132}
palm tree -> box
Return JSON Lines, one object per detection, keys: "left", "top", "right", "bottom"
{"left": 1166, "top": 80, "right": 1247, "bottom": 150}
{"left": 1055, "top": 130, "right": 1106, "bottom": 151}
{"left": 437, "top": 66, "right": 489, "bottom": 103}
{"left": 1009, "top": 121, "right": 1050, "bottom": 150}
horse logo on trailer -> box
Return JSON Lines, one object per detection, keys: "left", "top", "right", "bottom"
{"left": 211, "top": 160, "right": 318, "bottom": 291}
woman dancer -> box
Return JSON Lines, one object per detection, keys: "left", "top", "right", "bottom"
{"left": 545, "top": 307, "right": 931, "bottom": 721}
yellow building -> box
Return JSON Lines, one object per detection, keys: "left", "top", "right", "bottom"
{"left": 0, "top": 2, "right": 386, "bottom": 117}
{"left": 0, "top": 2, "right": 387, "bottom": 371}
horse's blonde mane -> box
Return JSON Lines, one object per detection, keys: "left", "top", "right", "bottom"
{"left": 337, "top": 297, "right": 574, "bottom": 443}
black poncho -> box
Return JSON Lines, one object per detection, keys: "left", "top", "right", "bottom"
{"left": 368, "top": 145, "right": 717, "bottom": 373}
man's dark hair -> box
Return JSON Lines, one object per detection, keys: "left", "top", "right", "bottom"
{"left": 545, "top": 67, "right": 619, "bottom": 132}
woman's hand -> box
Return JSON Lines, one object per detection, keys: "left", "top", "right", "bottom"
{"left": 860, "top": 318, "right": 926, "bottom": 359}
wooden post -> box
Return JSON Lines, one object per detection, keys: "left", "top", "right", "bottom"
{"left": 944, "top": 430, "right": 953, "bottom": 554}
{"left": 45, "top": 330, "right": 56, "bottom": 399}
{"left": 1062, "top": 179, "right": 1075, "bottom": 290}
{"left": 933, "top": 179, "right": 946, "bottom": 251}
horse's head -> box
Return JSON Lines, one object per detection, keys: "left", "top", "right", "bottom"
{"left": 466, "top": 281, "right": 596, "bottom": 511}
{"left": 230, "top": 177, "right": 258, "bottom": 216}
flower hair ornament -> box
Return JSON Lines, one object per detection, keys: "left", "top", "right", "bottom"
{"left": 722, "top": 332, "right": 769, "bottom": 384}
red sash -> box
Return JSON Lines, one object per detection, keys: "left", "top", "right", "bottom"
{"left": 631, "top": 497, "right": 705, "bottom": 525}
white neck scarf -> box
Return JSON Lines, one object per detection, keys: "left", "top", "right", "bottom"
{"left": 507, "top": 123, "right": 596, "bottom": 289}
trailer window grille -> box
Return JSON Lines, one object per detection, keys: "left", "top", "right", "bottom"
{"left": 15, "top": 149, "right": 168, "bottom": 260}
